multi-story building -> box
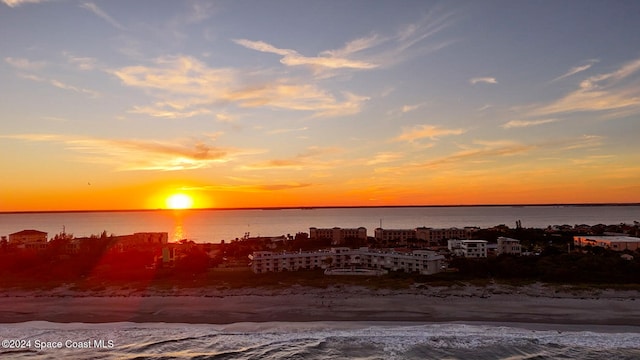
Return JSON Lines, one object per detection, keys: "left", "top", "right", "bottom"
{"left": 249, "top": 247, "right": 445, "bottom": 275}
{"left": 496, "top": 237, "right": 522, "bottom": 256}
{"left": 376, "top": 227, "right": 478, "bottom": 247}
{"left": 460, "top": 240, "right": 488, "bottom": 258}
{"left": 113, "top": 232, "right": 168, "bottom": 251}
{"left": 416, "top": 227, "right": 478, "bottom": 246}
{"left": 8, "top": 229, "right": 48, "bottom": 250}
{"left": 573, "top": 236, "right": 640, "bottom": 251}
{"left": 374, "top": 228, "right": 417, "bottom": 245}
{"left": 309, "top": 227, "right": 367, "bottom": 245}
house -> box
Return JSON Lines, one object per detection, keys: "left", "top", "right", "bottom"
{"left": 8, "top": 229, "right": 48, "bottom": 251}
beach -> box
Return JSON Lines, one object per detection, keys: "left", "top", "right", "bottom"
{"left": 1, "top": 283, "right": 638, "bottom": 328}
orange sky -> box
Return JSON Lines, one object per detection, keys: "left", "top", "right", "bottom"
{"left": 2, "top": 1, "right": 639, "bottom": 212}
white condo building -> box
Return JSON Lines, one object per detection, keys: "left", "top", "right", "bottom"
{"left": 249, "top": 247, "right": 445, "bottom": 275}
{"left": 461, "top": 240, "right": 487, "bottom": 258}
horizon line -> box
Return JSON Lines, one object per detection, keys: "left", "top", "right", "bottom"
{"left": 1, "top": 202, "right": 639, "bottom": 215}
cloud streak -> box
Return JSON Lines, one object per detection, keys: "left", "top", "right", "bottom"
{"left": 234, "top": 39, "right": 378, "bottom": 70}
{"left": 110, "top": 55, "right": 368, "bottom": 118}
{"left": 551, "top": 59, "right": 598, "bottom": 82}
{"left": 470, "top": 77, "right": 497, "bottom": 85}
{"left": 2, "top": 0, "right": 48, "bottom": 7}
{"left": 5, "top": 57, "right": 46, "bottom": 70}
{"left": 395, "top": 124, "right": 466, "bottom": 142}
{"left": 1, "top": 133, "right": 257, "bottom": 171}
{"left": 502, "top": 118, "right": 557, "bottom": 129}
{"left": 530, "top": 57, "right": 640, "bottom": 117}
{"left": 80, "top": 2, "right": 125, "bottom": 30}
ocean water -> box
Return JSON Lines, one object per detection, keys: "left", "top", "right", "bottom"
{"left": 1, "top": 205, "right": 639, "bottom": 243}
{"left": 0, "top": 321, "right": 638, "bottom": 359}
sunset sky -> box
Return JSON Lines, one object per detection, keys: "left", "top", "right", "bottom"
{"left": 2, "top": 0, "right": 640, "bottom": 211}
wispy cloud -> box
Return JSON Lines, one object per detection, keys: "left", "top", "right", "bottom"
{"left": 401, "top": 102, "right": 425, "bottom": 113}
{"left": 50, "top": 79, "right": 101, "bottom": 98}
{"left": 267, "top": 127, "right": 308, "bottom": 135}
{"left": 183, "top": 182, "right": 312, "bottom": 193}
{"left": 366, "top": 152, "right": 403, "bottom": 165}
{"left": 241, "top": 146, "right": 340, "bottom": 171}
{"left": 530, "top": 57, "right": 640, "bottom": 117}
{"left": 80, "top": 2, "right": 125, "bottom": 30}
{"left": 64, "top": 52, "right": 98, "bottom": 71}
{"left": 1, "top": 133, "right": 258, "bottom": 171}
{"left": 235, "top": 8, "right": 455, "bottom": 77}
{"left": 5, "top": 57, "right": 46, "bottom": 70}
{"left": 234, "top": 39, "right": 378, "bottom": 70}
{"left": 395, "top": 124, "right": 466, "bottom": 142}
{"left": 17, "top": 72, "right": 100, "bottom": 98}
{"left": 2, "top": 0, "right": 48, "bottom": 7}
{"left": 417, "top": 141, "right": 533, "bottom": 170}
{"left": 502, "top": 118, "right": 557, "bottom": 129}
{"left": 470, "top": 77, "right": 497, "bottom": 85}
{"left": 551, "top": 59, "right": 598, "bottom": 83}
{"left": 110, "top": 55, "right": 368, "bottom": 118}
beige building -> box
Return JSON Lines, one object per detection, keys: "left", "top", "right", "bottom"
{"left": 573, "top": 236, "right": 640, "bottom": 251}
{"left": 374, "top": 228, "right": 417, "bottom": 245}
{"left": 249, "top": 247, "right": 445, "bottom": 275}
{"left": 377, "top": 227, "right": 478, "bottom": 246}
{"left": 497, "top": 237, "right": 522, "bottom": 256}
{"left": 309, "top": 227, "right": 367, "bottom": 245}
{"left": 8, "top": 229, "right": 48, "bottom": 250}
{"left": 113, "top": 232, "right": 168, "bottom": 251}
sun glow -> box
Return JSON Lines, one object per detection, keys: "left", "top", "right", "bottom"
{"left": 166, "top": 193, "right": 194, "bottom": 209}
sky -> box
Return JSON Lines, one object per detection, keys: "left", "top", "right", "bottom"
{"left": 1, "top": 0, "right": 640, "bottom": 211}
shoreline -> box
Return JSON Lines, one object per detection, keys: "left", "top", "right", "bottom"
{"left": 1, "top": 284, "right": 638, "bottom": 328}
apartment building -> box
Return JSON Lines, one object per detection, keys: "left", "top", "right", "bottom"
{"left": 461, "top": 240, "right": 488, "bottom": 258}
{"left": 309, "top": 227, "right": 367, "bottom": 245}
{"left": 8, "top": 229, "right": 48, "bottom": 251}
{"left": 249, "top": 247, "right": 445, "bottom": 275}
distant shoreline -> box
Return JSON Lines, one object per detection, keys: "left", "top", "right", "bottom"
{"left": 2, "top": 202, "right": 640, "bottom": 215}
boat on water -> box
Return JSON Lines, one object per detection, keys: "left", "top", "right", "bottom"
{"left": 323, "top": 267, "right": 388, "bottom": 276}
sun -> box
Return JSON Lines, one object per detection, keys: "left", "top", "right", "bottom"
{"left": 166, "top": 193, "right": 194, "bottom": 209}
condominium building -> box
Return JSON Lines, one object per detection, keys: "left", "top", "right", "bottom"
{"left": 8, "top": 229, "right": 48, "bottom": 250}
{"left": 496, "top": 237, "right": 522, "bottom": 256}
{"left": 249, "top": 247, "right": 445, "bottom": 275}
{"left": 376, "top": 227, "right": 479, "bottom": 246}
{"left": 460, "top": 240, "right": 488, "bottom": 258}
{"left": 374, "top": 228, "right": 416, "bottom": 244}
{"left": 309, "top": 227, "right": 367, "bottom": 245}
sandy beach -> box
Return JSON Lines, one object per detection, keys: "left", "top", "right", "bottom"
{"left": 0, "top": 283, "right": 638, "bottom": 327}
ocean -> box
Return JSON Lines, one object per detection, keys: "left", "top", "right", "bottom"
{"left": 1, "top": 205, "right": 640, "bottom": 243}
{"left": 0, "top": 321, "right": 638, "bottom": 359}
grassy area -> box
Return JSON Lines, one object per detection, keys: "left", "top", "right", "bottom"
{"left": 1, "top": 267, "right": 638, "bottom": 293}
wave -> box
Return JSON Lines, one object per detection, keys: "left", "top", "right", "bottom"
{"left": 1, "top": 321, "right": 639, "bottom": 359}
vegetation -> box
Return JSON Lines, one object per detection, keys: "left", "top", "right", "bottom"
{"left": 1, "top": 225, "right": 639, "bottom": 292}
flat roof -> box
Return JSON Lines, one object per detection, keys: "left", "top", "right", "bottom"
{"left": 574, "top": 236, "right": 640, "bottom": 243}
